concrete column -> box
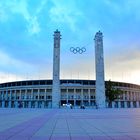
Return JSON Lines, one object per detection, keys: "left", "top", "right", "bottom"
{"left": 5, "top": 90, "right": 8, "bottom": 100}
{"left": 29, "top": 101, "right": 31, "bottom": 108}
{"left": 136, "top": 93, "right": 138, "bottom": 101}
{"left": 2, "top": 101, "right": 5, "bottom": 108}
{"left": 10, "top": 90, "right": 12, "bottom": 100}
{"left": 11, "top": 90, "right": 14, "bottom": 101}
{"left": 14, "top": 91, "right": 16, "bottom": 100}
{"left": 127, "top": 92, "right": 129, "bottom": 101}
{"left": 130, "top": 101, "right": 133, "bottom": 108}
{"left": 2, "top": 92, "right": 5, "bottom": 102}
{"left": 118, "top": 101, "right": 121, "bottom": 108}
{"left": 35, "top": 101, "right": 38, "bottom": 108}
{"left": 19, "top": 90, "right": 21, "bottom": 100}
{"left": 15, "top": 101, "right": 18, "bottom": 108}
{"left": 38, "top": 89, "right": 39, "bottom": 100}
{"left": 133, "top": 92, "right": 136, "bottom": 101}
{"left": 9, "top": 101, "right": 11, "bottom": 108}
{"left": 25, "top": 90, "right": 27, "bottom": 100}
{"left": 74, "top": 89, "right": 76, "bottom": 107}
{"left": 94, "top": 31, "right": 106, "bottom": 108}
{"left": 81, "top": 89, "right": 84, "bottom": 105}
{"left": 0, "top": 92, "right": 1, "bottom": 100}
{"left": 105, "top": 102, "right": 108, "bottom": 108}
{"left": 136, "top": 92, "right": 139, "bottom": 101}
{"left": 129, "top": 92, "right": 131, "bottom": 100}
{"left": 45, "top": 89, "right": 47, "bottom": 101}
{"left": 48, "top": 101, "right": 51, "bottom": 108}
{"left": 1, "top": 91, "right": 4, "bottom": 100}
{"left": 124, "top": 101, "right": 127, "bottom": 108}
{"left": 22, "top": 101, "right": 25, "bottom": 108}
{"left": 112, "top": 102, "right": 115, "bottom": 108}
{"left": 31, "top": 89, "right": 33, "bottom": 100}
{"left": 123, "top": 93, "right": 125, "bottom": 101}
{"left": 136, "top": 101, "right": 139, "bottom": 108}
{"left": 135, "top": 92, "right": 137, "bottom": 101}
{"left": 52, "top": 30, "right": 61, "bottom": 108}
{"left": 42, "top": 101, "right": 45, "bottom": 108}
{"left": 29, "top": 92, "right": 31, "bottom": 100}
{"left": 88, "top": 89, "right": 91, "bottom": 106}
{"left": 132, "top": 92, "right": 134, "bottom": 100}
{"left": 0, "top": 92, "right": 2, "bottom": 100}
{"left": 66, "top": 89, "right": 68, "bottom": 104}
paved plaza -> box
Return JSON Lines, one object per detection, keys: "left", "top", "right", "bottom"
{"left": 0, "top": 108, "right": 140, "bottom": 140}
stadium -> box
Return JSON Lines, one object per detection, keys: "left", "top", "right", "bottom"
{"left": 1, "top": 31, "right": 139, "bottom": 109}
{"left": 0, "top": 79, "right": 140, "bottom": 109}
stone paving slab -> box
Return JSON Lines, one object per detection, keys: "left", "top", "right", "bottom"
{"left": 0, "top": 108, "right": 140, "bottom": 140}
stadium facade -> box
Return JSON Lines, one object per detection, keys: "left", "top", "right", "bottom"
{"left": 1, "top": 30, "right": 140, "bottom": 109}
{"left": 0, "top": 79, "right": 140, "bottom": 108}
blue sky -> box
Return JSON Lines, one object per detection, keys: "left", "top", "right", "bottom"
{"left": 0, "top": 0, "right": 140, "bottom": 84}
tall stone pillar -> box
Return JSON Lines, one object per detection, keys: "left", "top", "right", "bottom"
{"left": 94, "top": 31, "right": 106, "bottom": 108}
{"left": 52, "top": 30, "right": 61, "bottom": 108}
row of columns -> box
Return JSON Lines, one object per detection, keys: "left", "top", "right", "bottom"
{"left": 0, "top": 89, "right": 52, "bottom": 101}
{"left": 1, "top": 88, "right": 140, "bottom": 109}
{"left": 1, "top": 88, "right": 140, "bottom": 100}
{"left": 2, "top": 91, "right": 140, "bottom": 102}
{"left": 1, "top": 101, "right": 52, "bottom": 108}
{"left": 0, "top": 88, "right": 95, "bottom": 101}
{"left": 111, "top": 101, "right": 140, "bottom": 108}
{"left": 1, "top": 100, "right": 140, "bottom": 108}
{"left": 65, "top": 89, "right": 93, "bottom": 106}
{"left": 122, "top": 92, "right": 140, "bottom": 101}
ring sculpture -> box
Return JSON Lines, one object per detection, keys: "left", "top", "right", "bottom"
{"left": 70, "top": 47, "right": 86, "bottom": 54}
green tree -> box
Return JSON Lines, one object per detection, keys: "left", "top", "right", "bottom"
{"left": 105, "top": 80, "right": 123, "bottom": 107}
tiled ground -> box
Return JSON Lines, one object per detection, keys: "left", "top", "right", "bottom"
{"left": 0, "top": 108, "right": 140, "bottom": 140}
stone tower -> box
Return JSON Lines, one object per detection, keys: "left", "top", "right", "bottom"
{"left": 52, "top": 29, "right": 61, "bottom": 108}
{"left": 94, "top": 31, "right": 106, "bottom": 108}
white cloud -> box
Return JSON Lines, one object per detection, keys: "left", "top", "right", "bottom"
{"left": 0, "top": 0, "right": 45, "bottom": 35}
{"left": 0, "top": 50, "right": 33, "bottom": 73}
{"left": 36, "top": 0, "right": 48, "bottom": 14}
{"left": 26, "top": 0, "right": 48, "bottom": 35}
{"left": 10, "top": 0, "right": 41, "bottom": 35}
{"left": 0, "top": 72, "right": 23, "bottom": 83}
{"left": 105, "top": 48, "right": 140, "bottom": 84}
{"left": 49, "top": 0, "right": 83, "bottom": 31}
{"left": 0, "top": 6, "right": 8, "bottom": 22}
{"left": 10, "top": 0, "right": 30, "bottom": 20}
{"left": 27, "top": 16, "right": 41, "bottom": 35}
{"left": 104, "top": 0, "right": 140, "bottom": 20}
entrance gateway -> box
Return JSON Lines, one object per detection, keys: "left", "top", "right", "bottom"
{"left": 52, "top": 30, "right": 106, "bottom": 108}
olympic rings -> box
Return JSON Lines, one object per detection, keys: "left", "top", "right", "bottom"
{"left": 70, "top": 47, "right": 86, "bottom": 54}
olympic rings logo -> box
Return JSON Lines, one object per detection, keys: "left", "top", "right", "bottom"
{"left": 70, "top": 47, "right": 86, "bottom": 54}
